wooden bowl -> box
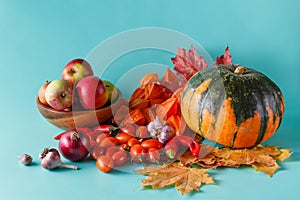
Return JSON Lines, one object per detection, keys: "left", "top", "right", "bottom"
{"left": 36, "top": 91, "right": 123, "bottom": 130}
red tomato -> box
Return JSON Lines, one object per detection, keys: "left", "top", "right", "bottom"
{"left": 141, "top": 139, "right": 163, "bottom": 150}
{"left": 100, "top": 137, "right": 118, "bottom": 149}
{"left": 112, "top": 151, "right": 128, "bottom": 166}
{"left": 130, "top": 144, "right": 145, "bottom": 163}
{"left": 147, "top": 148, "right": 160, "bottom": 163}
{"left": 121, "top": 124, "right": 136, "bottom": 137}
{"left": 127, "top": 138, "right": 140, "bottom": 147}
{"left": 105, "top": 146, "right": 120, "bottom": 158}
{"left": 90, "top": 145, "right": 105, "bottom": 160}
{"left": 96, "top": 133, "right": 110, "bottom": 144}
{"left": 96, "top": 155, "right": 114, "bottom": 173}
{"left": 115, "top": 132, "right": 134, "bottom": 144}
{"left": 136, "top": 126, "right": 148, "bottom": 139}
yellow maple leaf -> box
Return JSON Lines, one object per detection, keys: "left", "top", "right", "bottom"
{"left": 274, "top": 149, "right": 292, "bottom": 161}
{"left": 251, "top": 162, "right": 280, "bottom": 177}
{"left": 137, "top": 162, "right": 215, "bottom": 195}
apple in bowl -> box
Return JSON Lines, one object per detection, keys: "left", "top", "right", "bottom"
{"left": 103, "top": 80, "right": 118, "bottom": 104}
{"left": 62, "top": 58, "right": 94, "bottom": 85}
{"left": 38, "top": 80, "right": 51, "bottom": 106}
{"left": 45, "top": 79, "right": 73, "bottom": 111}
{"left": 76, "top": 76, "right": 109, "bottom": 110}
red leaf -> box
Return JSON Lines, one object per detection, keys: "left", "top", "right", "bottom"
{"left": 171, "top": 45, "right": 208, "bottom": 83}
{"left": 215, "top": 46, "right": 232, "bottom": 65}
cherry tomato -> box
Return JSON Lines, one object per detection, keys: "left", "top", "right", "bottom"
{"left": 96, "top": 155, "right": 114, "bottom": 173}
{"left": 96, "top": 133, "right": 110, "bottom": 144}
{"left": 115, "top": 132, "right": 134, "bottom": 144}
{"left": 130, "top": 144, "right": 145, "bottom": 163}
{"left": 127, "top": 137, "right": 140, "bottom": 147}
{"left": 100, "top": 137, "right": 118, "bottom": 149}
{"left": 121, "top": 124, "right": 136, "bottom": 137}
{"left": 90, "top": 145, "right": 105, "bottom": 160}
{"left": 112, "top": 151, "right": 128, "bottom": 166}
{"left": 141, "top": 139, "right": 163, "bottom": 150}
{"left": 147, "top": 148, "right": 160, "bottom": 163}
{"left": 136, "top": 126, "right": 148, "bottom": 139}
{"left": 105, "top": 146, "right": 120, "bottom": 158}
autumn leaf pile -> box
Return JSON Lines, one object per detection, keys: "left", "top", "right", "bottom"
{"left": 119, "top": 45, "right": 291, "bottom": 195}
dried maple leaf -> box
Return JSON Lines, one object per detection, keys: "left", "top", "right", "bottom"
{"left": 178, "top": 145, "right": 291, "bottom": 177}
{"left": 215, "top": 46, "right": 232, "bottom": 65}
{"left": 137, "top": 162, "right": 214, "bottom": 195}
{"left": 171, "top": 45, "right": 208, "bottom": 84}
{"left": 251, "top": 162, "right": 280, "bottom": 177}
{"left": 274, "top": 148, "right": 292, "bottom": 161}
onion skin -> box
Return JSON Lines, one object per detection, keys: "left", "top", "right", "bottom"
{"left": 59, "top": 130, "right": 90, "bottom": 162}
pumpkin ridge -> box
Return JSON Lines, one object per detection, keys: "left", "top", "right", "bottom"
{"left": 198, "top": 68, "right": 227, "bottom": 122}
{"left": 231, "top": 130, "right": 238, "bottom": 147}
{"left": 252, "top": 78, "right": 269, "bottom": 146}
{"left": 197, "top": 86, "right": 210, "bottom": 138}
{"left": 187, "top": 86, "right": 202, "bottom": 134}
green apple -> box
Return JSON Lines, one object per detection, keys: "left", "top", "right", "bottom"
{"left": 103, "top": 80, "right": 118, "bottom": 104}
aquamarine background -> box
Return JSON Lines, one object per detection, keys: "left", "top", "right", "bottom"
{"left": 1, "top": 0, "right": 299, "bottom": 199}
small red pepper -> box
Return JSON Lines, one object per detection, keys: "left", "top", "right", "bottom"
{"left": 164, "top": 135, "right": 201, "bottom": 159}
{"left": 189, "top": 140, "right": 201, "bottom": 157}
{"left": 164, "top": 137, "right": 179, "bottom": 159}
{"left": 175, "top": 135, "right": 201, "bottom": 158}
{"left": 93, "top": 125, "right": 118, "bottom": 133}
{"left": 54, "top": 132, "right": 65, "bottom": 140}
{"left": 54, "top": 128, "right": 91, "bottom": 140}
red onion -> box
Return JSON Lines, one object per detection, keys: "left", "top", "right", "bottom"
{"left": 39, "top": 148, "right": 78, "bottom": 170}
{"left": 59, "top": 130, "right": 90, "bottom": 162}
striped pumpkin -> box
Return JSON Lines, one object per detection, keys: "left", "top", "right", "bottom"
{"left": 181, "top": 65, "right": 285, "bottom": 148}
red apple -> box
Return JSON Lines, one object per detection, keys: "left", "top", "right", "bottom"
{"left": 45, "top": 79, "right": 73, "bottom": 111}
{"left": 62, "top": 58, "right": 93, "bottom": 85}
{"left": 76, "top": 76, "right": 108, "bottom": 109}
{"left": 38, "top": 80, "right": 51, "bottom": 106}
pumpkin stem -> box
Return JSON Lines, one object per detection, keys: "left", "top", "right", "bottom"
{"left": 234, "top": 66, "right": 247, "bottom": 75}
